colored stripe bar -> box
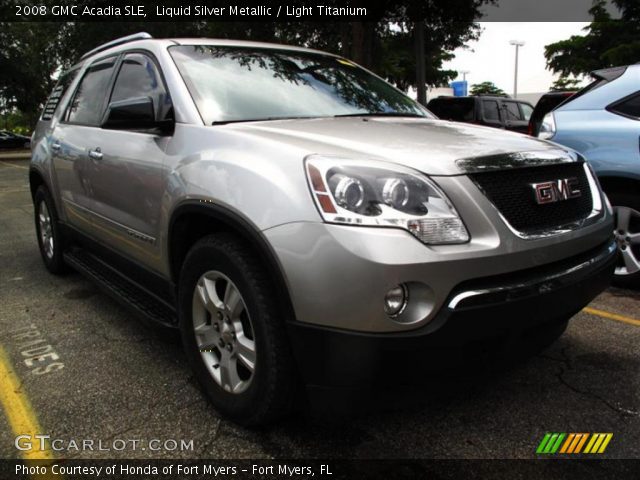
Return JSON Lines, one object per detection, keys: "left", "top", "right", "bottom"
{"left": 598, "top": 434, "right": 613, "bottom": 453}
{"left": 536, "top": 433, "right": 552, "bottom": 454}
{"left": 550, "top": 433, "right": 566, "bottom": 454}
{"left": 583, "top": 434, "right": 598, "bottom": 454}
{"left": 560, "top": 433, "right": 575, "bottom": 453}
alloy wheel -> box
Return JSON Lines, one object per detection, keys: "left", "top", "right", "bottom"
{"left": 191, "top": 271, "right": 256, "bottom": 394}
{"left": 614, "top": 206, "right": 640, "bottom": 276}
{"left": 38, "top": 200, "right": 54, "bottom": 260}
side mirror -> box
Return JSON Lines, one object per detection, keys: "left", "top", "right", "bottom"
{"left": 101, "top": 97, "right": 173, "bottom": 134}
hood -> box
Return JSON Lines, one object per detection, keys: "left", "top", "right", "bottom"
{"left": 232, "top": 117, "right": 572, "bottom": 175}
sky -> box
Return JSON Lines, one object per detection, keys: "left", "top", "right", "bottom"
{"left": 442, "top": 22, "right": 590, "bottom": 95}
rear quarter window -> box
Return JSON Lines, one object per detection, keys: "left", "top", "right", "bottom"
{"left": 41, "top": 70, "right": 79, "bottom": 121}
{"left": 608, "top": 92, "right": 640, "bottom": 119}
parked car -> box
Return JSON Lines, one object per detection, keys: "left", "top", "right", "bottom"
{"left": 30, "top": 33, "right": 616, "bottom": 425}
{"left": 427, "top": 95, "right": 534, "bottom": 133}
{"left": 0, "top": 130, "right": 30, "bottom": 149}
{"left": 538, "top": 65, "right": 640, "bottom": 287}
{"left": 527, "top": 91, "right": 576, "bottom": 137}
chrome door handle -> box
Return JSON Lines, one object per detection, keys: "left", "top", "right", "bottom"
{"left": 51, "top": 142, "right": 61, "bottom": 152}
{"left": 88, "top": 148, "right": 103, "bottom": 161}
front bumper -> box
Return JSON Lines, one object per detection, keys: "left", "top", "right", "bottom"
{"left": 287, "top": 239, "right": 616, "bottom": 389}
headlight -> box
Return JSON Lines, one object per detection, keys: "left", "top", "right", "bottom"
{"left": 539, "top": 112, "right": 556, "bottom": 139}
{"left": 305, "top": 155, "right": 470, "bottom": 244}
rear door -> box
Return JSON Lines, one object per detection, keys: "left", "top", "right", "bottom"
{"left": 52, "top": 56, "right": 118, "bottom": 228}
{"left": 480, "top": 99, "right": 504, "bottom": 129}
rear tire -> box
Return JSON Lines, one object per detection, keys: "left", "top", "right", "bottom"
{"left": 34, "top": 186, "right": 68, "bottom": 274}
{"left": 607, "top": 190, "right": 640, "bottom": 289}
{"left": 178, "top": 234, "right": 296, "bottom": 426}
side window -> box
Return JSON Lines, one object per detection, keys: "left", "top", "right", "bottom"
{"left": 110, "top": 53, "right": 173, "bottom": 122}
{"left": 609, "top": 93, "right": 640, "bottom": 119}
{"left": 520, "top": 103, "right": 533, "bottom": 121}
{"left": 41, "top": 69, "right": 79, "bottom": 121}
{"left": 482, "top": 100, "right": 501, "bottom": 121}
{"left": 503, "top": 101, "right": 522, "bottom": 121}
{"left": 66, "top": 57, "right": 117, "bottom": 125}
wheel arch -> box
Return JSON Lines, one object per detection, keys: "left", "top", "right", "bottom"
{"left": 598, "top": 174, "right": 640, "bottom": 197}
{"left": 167, "top": 201, "right": 296, "bottom": 322}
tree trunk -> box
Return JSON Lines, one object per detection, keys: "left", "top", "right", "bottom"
{"left": 415, "top": 21, "right": 427, "bottom": 106}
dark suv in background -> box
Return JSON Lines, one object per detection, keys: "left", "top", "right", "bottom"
{"left": 427, "top": 96, "right": 534, "bottom": 133}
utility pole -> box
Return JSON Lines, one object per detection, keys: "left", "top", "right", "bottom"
{"left": 509, "top": 40, "right": 525, "bottom": 98}
{"left": 415, "top": 20, "right": 426, "bottom": 106}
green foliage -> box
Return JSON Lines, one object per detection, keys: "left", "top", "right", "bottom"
{"left": 550, "top": 76, "right": 582, "bottom": 91}
{"left": 469, "top": 81, "right": 507, "bottom": 96}
{"left": 545, "top": 0, "right": 640, "bottom": 77}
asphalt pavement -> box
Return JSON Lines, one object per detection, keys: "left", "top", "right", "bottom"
{"left": 0, "top": 158, "right": 638, "bottom": 461}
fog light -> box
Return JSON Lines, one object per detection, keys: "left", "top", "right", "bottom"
{"left": 384, "top": 285, "right": 408, "bottom": 317}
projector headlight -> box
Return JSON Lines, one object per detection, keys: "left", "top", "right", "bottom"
{"left": 305, "top": 155, "right": 470, "bottom": 244}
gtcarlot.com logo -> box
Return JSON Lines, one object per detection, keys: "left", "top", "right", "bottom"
{"left": 536, "top": 433, "right": 613, "bottom": 455}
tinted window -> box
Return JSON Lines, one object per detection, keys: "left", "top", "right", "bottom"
{"left": 482, "top": 100, "right": 501, "bottom": 121}
{"left": 66, "top": 57, "right": 116, "bottom": 125}
{"left": 520, "top": 103, "right": 533, "bottom": 121}
{"left": 169, "top": 46, "right": 429, "bottom": 124}
{"left": 428, "top": 98, "right": 474, "bottom": 121}
{"left": 42, "top": 69, "right": 79, "bottom": 121}
{"left": 610, "top": 93, "right": 640, "bottom": 119}
{"left": 504, "top": 102, "right": 523, "bottom": 121}
{"left": 110, "top": 53, "right": 172, "bottom": 121}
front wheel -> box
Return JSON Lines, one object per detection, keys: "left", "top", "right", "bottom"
{"left": 609, "top": 191, "right": 640, "bottom": 288}
{"left": 178, "top": 234, "right": 296, "bottom": 426}
{"left": 34, "top": 186, "right": 68, "bottom": 274}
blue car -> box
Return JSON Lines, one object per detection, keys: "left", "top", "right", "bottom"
{"left": 539, "top": 65, "right": 640, "bottom": 287}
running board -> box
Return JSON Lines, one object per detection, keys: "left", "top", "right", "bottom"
{"left": 64, "top": 248, "right": 177, "bottom": 328}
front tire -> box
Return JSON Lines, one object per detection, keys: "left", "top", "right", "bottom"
{"left": 608, "top": 191, "right": 640, "bottom": 288}
{"left": 178, "top": 234, "right": 296, "bottom": 426}
{"left": 34, "top": 186, "right": 68, "bottom": 274}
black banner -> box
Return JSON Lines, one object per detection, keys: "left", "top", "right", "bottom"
{"left": 2, "top": 459, "right": 640, "bottom": 480}
{"left": 0, "top": 0, "right": 626, "bottom": 22}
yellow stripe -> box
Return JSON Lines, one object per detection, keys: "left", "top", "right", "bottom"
{"left": 590, "top": 434, "right": 606, "bottom": 453}
{"left": 583, "top": 307, "right": 640, "bottom": 327}
{"left": 598, "top": 433, "right": 613, "bottom": 454}
{"left": 0, "top": 346, "right": 52, "bottom": 460}
{"left": 583, "top": 433, "right": 598, "bottom": 454}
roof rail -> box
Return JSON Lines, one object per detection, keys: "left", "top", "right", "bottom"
{"left": 80, "top": 32, "right": 153, "bottom": 60}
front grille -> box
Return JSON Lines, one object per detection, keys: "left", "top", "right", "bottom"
{"left": 469, "top": 162, "right": 593, "bottom": 234}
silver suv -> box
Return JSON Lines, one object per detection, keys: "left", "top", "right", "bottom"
{"left": 31, "top": 33, "right": 616, "bottom": 425}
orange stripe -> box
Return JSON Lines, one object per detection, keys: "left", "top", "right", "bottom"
{"left": 575, "top": 433, "right": 589, "bottom": 453}
{"left": 560, "top": 433, "right": 575, "bottom": 453}
{"left": 567, "top": 434, "right": 582, "bottom": 453}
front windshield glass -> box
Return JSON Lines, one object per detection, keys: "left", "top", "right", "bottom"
{"left": 169, "top": 45, "right": 430, "bottom": 124}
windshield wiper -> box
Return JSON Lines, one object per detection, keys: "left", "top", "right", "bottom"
{"left": 333, "top": 112, "right": 427, "bottom": 118}
{"left": 211, "top": 116, "right": 321, "bottom": 125}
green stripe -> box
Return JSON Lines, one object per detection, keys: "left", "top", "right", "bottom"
{"left": 550, "top": 433, "right": 566, "bottom": 453}
{"left": 536, "top": 433, "right": 552, "bottom": 454}
{"left": 543, "top": 433, "right": 559, "bottom": 453}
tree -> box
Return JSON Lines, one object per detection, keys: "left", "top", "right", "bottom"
{"left": 545, "top": 0, "right": 640, "bottom": 77}
{"left": 0, "top": 1, "right": 490, "bottom": 128}
{"left": 470, "top": 81, "right": 507, "bottom": 96}
{"left": 550, "top": 76, "right": 582, "bottom": 91}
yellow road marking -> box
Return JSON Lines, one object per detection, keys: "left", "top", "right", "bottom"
{"left": 0, "top": 345, "right": 52, "bottom": 460}
{"left": 583, "top": 307, "right": 640, "bottom": 327}
{"left": 0, "top": 160, "right": 29, "bottom": 170}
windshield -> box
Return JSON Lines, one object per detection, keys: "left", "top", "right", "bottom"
{"left": 169, "top": 45, "right": 430, "bottom": 125}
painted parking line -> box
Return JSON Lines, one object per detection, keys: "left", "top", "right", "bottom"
{"left": 583, "top": 307, "right": 640, "bottom": 327}
{"left": 0, "top": 345, "right": 52, "bottom": 460}
{"left": 0, "top": 160, "right": 29, "bottom": 170}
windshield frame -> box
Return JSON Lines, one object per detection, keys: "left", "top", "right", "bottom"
{"left": 167, "top": 44, "right": 432, "bottom": 126}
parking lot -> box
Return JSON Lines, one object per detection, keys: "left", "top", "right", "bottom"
{"left": 0, "top": 158, "right": 638, "bottom": 460}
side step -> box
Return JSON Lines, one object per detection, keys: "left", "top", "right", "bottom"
{"left": 64, "top": 248, "right": 178, "bottom": 328}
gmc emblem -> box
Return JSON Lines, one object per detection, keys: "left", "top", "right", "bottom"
{"left": 531, "top": 178, "right": 582, "bottom": 204}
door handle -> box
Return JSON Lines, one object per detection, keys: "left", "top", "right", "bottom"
{"left": 51, "top": 142, "right": 61, "bottom": 152}
{"left": 88, "top": 148, "right": 103, "bottom": 161}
